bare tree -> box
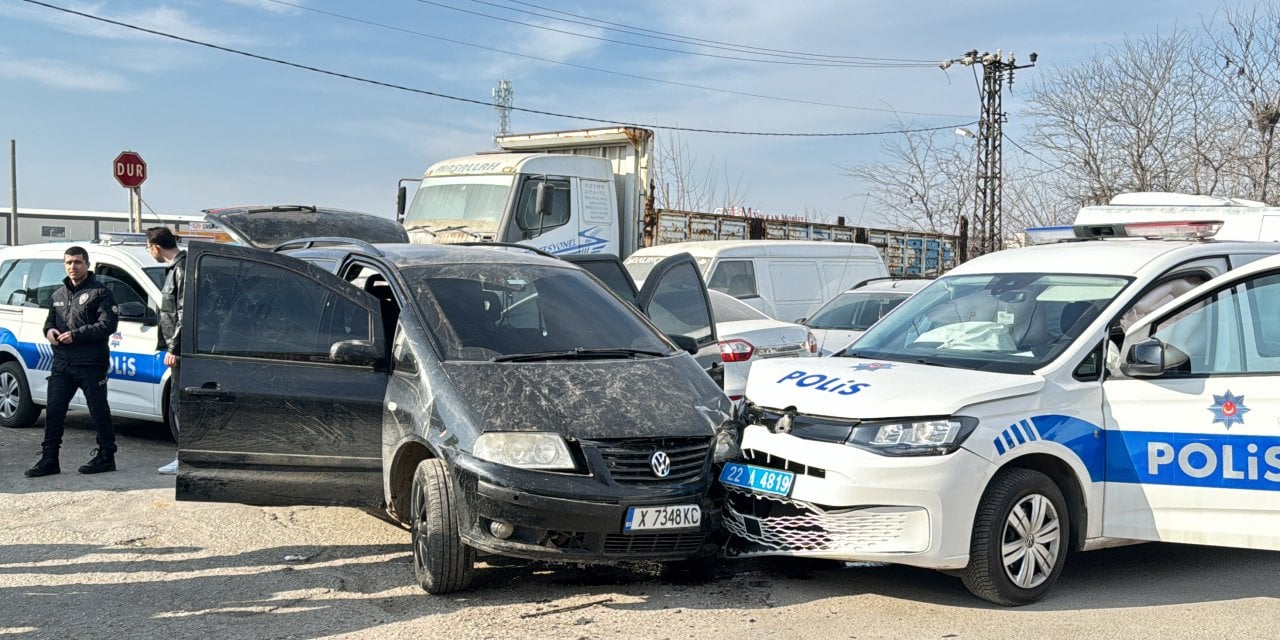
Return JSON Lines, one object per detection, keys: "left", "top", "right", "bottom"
{"left": 651, "top": 130, "right": 751, "bottom": 212}
{"left": 1203, "top": 2, "right": 1280, "bottom": 202}
{"left": 842, "top": 117, "right": 973, "bottom": 236}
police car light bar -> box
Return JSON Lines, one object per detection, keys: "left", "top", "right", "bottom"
{"left": 1071, "top": 220, "right": 1224, "bottom": 241}
{"left": 1024, "top": 225, "right": 1077, "bottom": 245}
{"left": 1116, "top": 220, "right": 1223, "bottom": 240}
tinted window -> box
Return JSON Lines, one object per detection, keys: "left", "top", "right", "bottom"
{"left": 707, "top": 260, "right": 756, "bottom": 298}
{"left": 647, "top": 262, "right": 715, "bottom": 346}
{"left": 93, "top": 263, "right": 147, "bottom": 307}
{"left": 1150, "top": 270, "right": 1280, "bottom": 374}
{"left": 401, "top": 263, "right": 671, "bottom": 362}
{"left": 194, "top": 255, "right": 372, "bottom": 361}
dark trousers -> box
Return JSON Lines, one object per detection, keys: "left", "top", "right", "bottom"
{"left": 42, "top": 363, "right": 115, "bottom": 456}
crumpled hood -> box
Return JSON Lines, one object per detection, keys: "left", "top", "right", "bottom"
{"left": 441, "top": 356, "right": 729, "bottom": 439}
{"left": 744, "top": 357, "right": 1043, "bottom": 418}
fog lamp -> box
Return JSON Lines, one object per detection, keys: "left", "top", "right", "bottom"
{"left": 489, "top": 520, "right": 515, "bottom": 539}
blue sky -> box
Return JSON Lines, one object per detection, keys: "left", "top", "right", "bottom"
{"left": 1, "top": 0, "right": 1215, "bottom": 224}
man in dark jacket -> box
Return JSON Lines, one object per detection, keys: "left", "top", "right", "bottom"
{"left": 25, "top": 246, "right": 120, "bottom": 477}
{"left": 146, "top": 227, "right": 185, "bottom": 475}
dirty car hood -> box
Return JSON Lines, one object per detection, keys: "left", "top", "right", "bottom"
{"left": 203, "top": 206, "right": 409, "bottom": 249}
{"left": 441, "top": 356, "right": 729, "bottom": 439}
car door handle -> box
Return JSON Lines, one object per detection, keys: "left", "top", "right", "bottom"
{"left": 185, "top": 384, "right": 235, "bottom": 401}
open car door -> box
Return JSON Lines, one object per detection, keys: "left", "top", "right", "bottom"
{"left": 560, "top": 253, "right": 641, "bottom": 305}
{"left": 635, "top": 253, "right": 723, "bottom": 386}
{"left": 175, "top": 242, "right": 388, "bottom": 508}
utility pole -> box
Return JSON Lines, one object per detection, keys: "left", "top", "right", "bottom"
{"left": 492, "top": 79, "right": 513, "bottom": 145}
{"left": 941, "top": 50, "right": 1036, "bottom": 256}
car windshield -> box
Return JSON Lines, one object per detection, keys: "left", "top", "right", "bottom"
{"left": 807, "top": 290, "right": 912, "bottom": 330}
{"left": 840, "top": 273, "right": 1131, "bottom": 374}
{"left": 403, "top": 175, "right": 513, "bottom": 234}
{"left": 400, "top": 263, "right": 675, "bottom": 362}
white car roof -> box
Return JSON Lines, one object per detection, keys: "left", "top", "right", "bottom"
{"left": 0, "top": 241, "right": 154, "bottom": 266}
{"left": 947, "top": 239, "right": 1280, "bottom": 277}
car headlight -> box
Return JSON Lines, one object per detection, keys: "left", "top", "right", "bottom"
{"left": 473, "top": 432, "right": 576, "bottom": 470}
{"left": 712, "top": 425, "right": 740, "bottom": 463}
{"left": 845, "top": 417, "right": 978, "bottom": 456}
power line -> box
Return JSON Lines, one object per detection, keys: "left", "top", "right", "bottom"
{"left": 260, "top": 0, "right": 968, "bottom": 117}
{"left": 411, "top": 0, "right": 935, "bottom": 68}
{"left": 21, "top": 0, "right": 977, "bottom": 137}
{"left": 467, "top": 0, "right": 936, "bottom": 65}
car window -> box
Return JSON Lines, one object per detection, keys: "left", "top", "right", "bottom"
{"left": 401, "top": 263, "right": 672, "bottom": 362}
{"left": 0, "top": 260, "right": 36, "bottom": 307}
{"left": 808, "top": 291, "right": 911, "bottom": 330}
{"left": 193, "top": 255, "right": 373, "bottom": 361}
{"left": 93, "top": 263, "right": 148, "bottom": 307}
{"left": 646, "top": 261, "right": 715, "bottom": 346}
{"left": 27, "top": 260, "right": 67, "bottom": 309}
{"left": 515, "top": 177, "right": 571, "bottom": 234}
{"left": 709, "top": 290, "right": 769, "bottom": 322}
{"left": 707, "top": 260, "right": 757, "bottom": 298}
{"left": 1150, "top": 270, "right": 1280, "bottom": 375}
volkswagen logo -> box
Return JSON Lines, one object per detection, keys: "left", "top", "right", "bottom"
{"left": 649, "top": 451, "right": 671, "bottom": 478}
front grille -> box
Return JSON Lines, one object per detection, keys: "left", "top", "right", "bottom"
{"left": 603, "top": 532, "right": 705, "bottom": 555}
{"left": 594, "top": 437, "right": 710, "bottom": 484}
{"left": 723, "top": 489, "right": 922, "bottom": 555}
{"left": 742, "top": 449, "right": 826, "bottom": 478}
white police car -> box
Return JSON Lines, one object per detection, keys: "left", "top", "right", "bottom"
{"left": 721, "top": 220, "right": 1280, "bottom": 605}
{"left": 0, "top": 238, "right": 173, "bottom": 433}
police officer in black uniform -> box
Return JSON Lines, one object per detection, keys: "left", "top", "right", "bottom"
{"left": 25, "top": 246, "right": 120, "bottom": 477}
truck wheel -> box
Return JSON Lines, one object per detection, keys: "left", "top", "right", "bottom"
{"left": 962, "top": 468, "right": 1068, "bottom": 606}
{"left": 411, "top": 459, "right": 474, "bottom": 594}
{"left": 0, "top": 361, "right": 41, "bottom": 428}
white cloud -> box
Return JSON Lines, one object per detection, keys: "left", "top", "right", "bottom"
{"left": 0, "top": 56, "right": 129, "bottom": 91}
{"left": 2, "top": 1, "right": 260, "bottom": 47}
{"left": 221, "top": 0, "right": 303, "bottom": 15}
{"left": 508, "top": 19, "right": 604, "bottom": 63}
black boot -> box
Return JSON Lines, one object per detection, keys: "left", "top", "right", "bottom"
{"left": 78, "top": 448, "right": 116, "bottom": 474}
{"left": 25, "top": 453, "right": 60, "bottom": 478}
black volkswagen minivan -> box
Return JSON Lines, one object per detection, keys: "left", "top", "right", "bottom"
{"left": 174, "top": 236, "right": 735, "bottom": 593}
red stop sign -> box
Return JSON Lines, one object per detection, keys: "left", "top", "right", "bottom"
{"left": 113, "top": 151, "right": 147, "bottom": 188}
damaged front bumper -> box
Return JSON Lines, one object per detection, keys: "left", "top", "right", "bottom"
{"left": 450, "top": 449, "right": 722, "bottom": 563}
{"left": 720, "top": 425, "right": 988, "bottom": 570}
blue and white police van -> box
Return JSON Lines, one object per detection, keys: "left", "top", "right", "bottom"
{"left": 0, "top": 237, "right": 174, "bottom": 435}
{"left": 720, "top": 216, "right": 1280, "bottom": 605}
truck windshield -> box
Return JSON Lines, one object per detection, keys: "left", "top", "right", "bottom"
{"left": 400, "top": 263, "right": 675, "bottom": 362}
{"left": 840, "top": 273, "right": 1131, "bottom": 374}
{"left": 403, "top": 175, "right": 513, "bottom": 233}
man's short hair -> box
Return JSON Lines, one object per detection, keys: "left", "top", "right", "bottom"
{"left": 64, "top": 246, "right": 89, "bottom": 262}
{"left": 146, "top": 226, "right": 179, "bottom": 250}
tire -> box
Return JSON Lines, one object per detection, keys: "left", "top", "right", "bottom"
{"left": 962, "top": 468, "right": 1069, "bottom": 606}
{"left": 410, "top": 459, "right": 475, "bottom": 594}
{"left": 0, "top": 361, "right": 41, "bottom": 428}
{"left": 163, "top": 383, "right": 178, "bottom": 443}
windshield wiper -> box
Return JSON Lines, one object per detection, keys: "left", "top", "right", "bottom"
{"left": 491, "top": 347, "right": 668, "bottom": 363}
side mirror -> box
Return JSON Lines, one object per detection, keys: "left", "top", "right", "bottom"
{"left": 117, "top": 301, "right": 157, "bottom": 326}
{"left": 668, "top": 334, "right": 699, "bottom": 355}
{"left": 330, "top": 339, "right": 384, "bottom": 367}
{"left": 533, "top": 181, "right": 551, "bottom": 218}
{"left": 396, "top": 185, "right": 408, "bottom": 223}
{"left": 1120, "top": 337, "right": 1165, "bottom": 377}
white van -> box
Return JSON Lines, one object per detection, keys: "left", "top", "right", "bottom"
{"left": 625, "top": 241, "right": 888, "bottom": 322}
{"left": 720, "top": 219, "right": 1280, "bottom": 606}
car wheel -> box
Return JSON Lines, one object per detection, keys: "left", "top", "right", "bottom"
{"left": 0, "top": 361, "right": 41, "bottom": 428}
{"left": 411, "top": 459, "right": 475, "bottom": 594}
{"left": 962, "top": 468, "right": 1068, "bottom": 606}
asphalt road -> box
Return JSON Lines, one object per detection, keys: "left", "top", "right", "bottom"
{"left": 2, "top": 414, "right": 1278, "bottom": 640}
